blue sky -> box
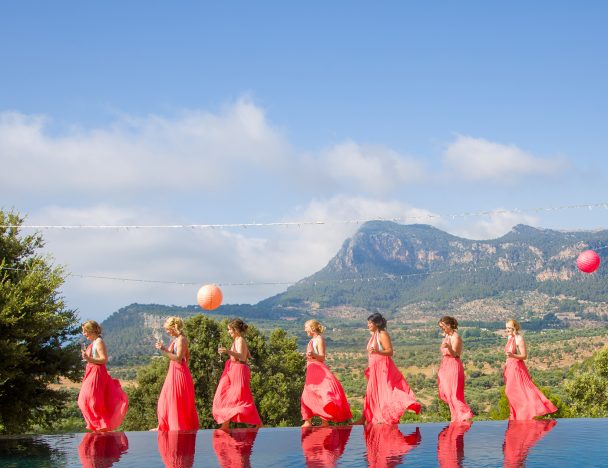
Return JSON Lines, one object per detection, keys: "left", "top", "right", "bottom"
{"left": 2, "top": 1, "right": 607, "bottom": 322}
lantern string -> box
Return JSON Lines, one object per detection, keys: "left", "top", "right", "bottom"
{"left": 2, "top": 201, "right": 608, "bottom": 230}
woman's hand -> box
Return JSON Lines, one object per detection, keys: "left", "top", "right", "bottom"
{"left": 81, "top": 349, "right": 89, "bottom": 362}
{"left": 155, "top": 341, "right": 166, "bottom": 352}
{"left": 369, "top": 345, "right": 376, "bottom": 354}
{"left": 218, "top": 346, "right": 227, "bottom": 355}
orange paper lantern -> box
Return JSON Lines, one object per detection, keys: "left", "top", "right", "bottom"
{"left": 576, "top": 250, "right": 601, "bottom": 274}
{"left": 197, "top": 284, "right": 223, "bottom": 310}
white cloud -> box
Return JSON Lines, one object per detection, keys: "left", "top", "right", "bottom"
{"left": 0, "top": 99, "right": 291, "bottom": 194}
{"left": 443, "top": 135, "right": 569, "bottom": 182}
{"left": 29, "top": 198, "right": 440, "bottom": 321}
{"left": 450, "top": 210, "right": 540, "bottom": 240}
{"left": 314, "top": 141, "right": 426, "bottom": 194}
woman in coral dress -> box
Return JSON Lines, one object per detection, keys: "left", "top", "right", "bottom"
{"left": 213, "top": 318, "right": 263, "bottom": 430}
{"left": 301, "top": 320, "right": 352, "bottom": 427}
{"left": 155, "top": 316, "right": 199, "bottom": 431}
{"left": 78, "top": 320, "right": 128, "bottom": 432}
{"left": 355, "top": 313, "right": 421, "bottom": 425}
{"left": 437, "top": 316, "right": 474, "bottom": 422}
{"left": 503, "top": 319, "right": 557, "bottom": 420}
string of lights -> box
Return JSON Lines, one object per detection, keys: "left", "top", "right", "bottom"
{"left": 2, "top": 202, "right": 608, "bottom": 230}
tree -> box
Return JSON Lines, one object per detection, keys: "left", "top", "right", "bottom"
{"left": 0, "top": 210, "right": 81, "bottom": 433}
{"left": 565, "top": 348, "right": 608, "bottom": 417}
{"left": 123, "top": 315, "right": 306, "bottom": 429}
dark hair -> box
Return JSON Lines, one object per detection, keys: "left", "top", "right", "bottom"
{"left": 439, "top": 316, "right": 458, "bottom": 330}
{"left": 367, "top": 313, "right": 387, "bottom": 331}
{"left": 228, "top": 318, "right": 248, "bottom": 334}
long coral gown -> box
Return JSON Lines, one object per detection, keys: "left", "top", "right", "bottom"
{"left": 78, "top": 339, "right": 128, "bottom": 431}
{"left": 437, "top": 334, "right": 474, "bottom": 422}
{"left": 213, "top": 341, "right": 262, "bottom": 425}
{"left": 363, "top": 332, "right": 421, "bottom": 424}
{"left": 503, "top": 419, "right": 557, "bottom": 467}
{"left": 157, "top": 340, "right": 200, "bottom": 431}
{"left": 503, "top": 336, "right": 557, "bottom": 420}
{"left": 301, "top": 338, "right": 352, "bottom": 422}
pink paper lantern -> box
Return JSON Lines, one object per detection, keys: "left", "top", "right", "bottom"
{"left": 576, "top": 250, "right": 601, "bottom": 274}
{"left": 197, "top": 284, "right": 223, "bottom": 310}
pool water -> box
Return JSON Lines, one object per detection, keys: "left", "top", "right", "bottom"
{"left": 1, "top": 418, "right": 606, "bottom": 467}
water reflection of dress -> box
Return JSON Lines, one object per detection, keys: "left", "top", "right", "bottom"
{"left": 212, "top": 428, "right": 259, "bottom": 468}
{"left": 157, "top": 430, "right": 197, "bottom": 468}
{"left": 78, "top": 432, "right": 129, "bottom": 468}
{"left": 503, "top": 419, "right": 556, "bottom": 468}
{"left": 503, "top": 336, "right": 557, "bottom": 420}
{"left": 363, "top": 332, "right": 421, "bottom": 424}
{"left": 364, "top": 424, "right": 421, "bottom": 468}
{"left": 301, "top": 426, "right": 352, "bottom": 467}
{"left": 436, "top": 421, "right": 472, "bottom": 468}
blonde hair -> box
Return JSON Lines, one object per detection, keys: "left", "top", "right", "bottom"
{"left": 164, "top": 316, "right": 184, "bottom": 333}
{"left": 506, "top": 319, "right": 521, "bottom": 333}
{"left": 305, "top": 319, "right": 326, "bottom": 335}
{"left": 82, "top": 320, "right": 102, "bottom": 336}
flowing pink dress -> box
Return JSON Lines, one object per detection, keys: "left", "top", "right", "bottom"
{"left": 301, "top": 338, "right": 352, "bottom": 422}
{"left": 503, "top": 336, "right": 557, "bottom": 420}
{"left": 363, "top": 332, "right": 421, "bottom": 424}
{"left": 301, "top": 426, "right": 352, "bottom": 467}
{"left": 157, "top": 340, "right": 199, "bottom": 431}
{"left": 503, "top": 419, "right": 557, "bottom": 467}
{"left": 213, "top": 341, "right": 262, "bottom": 425}
{"left": 437, "top": 334, "right": 474, "bottom": 422}
{"left": 77, "top": 340, "right": 128, "bottom": 431}
{"left": 437, "top": 421, "right": 472, "bottom": 468}
{"left": 364, "top": 424, "right": 421, "bottom": 468}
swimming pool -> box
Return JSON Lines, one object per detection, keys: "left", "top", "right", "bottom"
{"left": 0, "top": 418, "right": 605, "bottom": 467}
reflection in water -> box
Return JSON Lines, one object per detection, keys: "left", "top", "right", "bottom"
{"left": 0, "top": 437, "right": 67, "bottom": 467}
{"left": 78, "top": 432, "right": 129, "bottom": 468}
{"left": 364, "top": 424, "right": 421, "bottom": 468}
{"left": 503, "top": 419, "right": 557, "bottom": 468}
{"left": 301, "top": 426, "right": 352, "bottom": 467}
{"left": 157, "top": 430, "right": 197, "bottom": 468}
{"left": 437, "top": 421, "right": 473, "bottom": 468}
{"left": 212, "top": 428, "right": 259, "bottom": 468}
